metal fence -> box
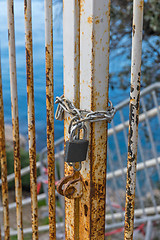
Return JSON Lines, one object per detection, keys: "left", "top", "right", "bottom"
{"left": 1, "top": 82, "right": 159, "bottom": 238}
{"left": 38, "top": 82, "right": 160, "bottom": 239}
{"left": 1, "top": 0, "right": 159, "bottom": 239}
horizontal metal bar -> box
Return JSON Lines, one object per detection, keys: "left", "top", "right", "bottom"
{"left": 3, "top": 211, "right": 160, "bottom": 236}
{"left": 107, "top": 156, "right": 160, "bottom": 180}
{"left": 108, "top": 106, "right": 160, "bottom": 136}
{"left": 0, "top": 150, "right": 64, "bottom": 185}
{"left": 0, "top": 193, "right": 46, "bottom": 212}
{"left": 105, "top": 214, "right": 160, "bottom": 230}
{"left": 0, "top": 162, "right": 40, "bottom": 186}
{"left": 116, "top": 82, "right": 160, "bottom": 111}
{"left": 3, "top": 151, "right": 159, "bottom": 186}
{"left": 1, "top": 223, "right": 64, "bottom": 237}
{"left": 106, "top": 205, "right": 160, "bottom": 222}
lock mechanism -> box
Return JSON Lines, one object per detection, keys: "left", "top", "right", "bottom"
{"left": 65, "top": 124, "right": 89, "bottom": 171}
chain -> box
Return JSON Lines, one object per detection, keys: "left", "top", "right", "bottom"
{"left": 55, "top": 95, "right": 116, "bottom": 133}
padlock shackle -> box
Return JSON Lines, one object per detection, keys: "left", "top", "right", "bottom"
{"left": 70, "top": 123, "right": 87, "bottom": 141}
{"left": 69, "top": 162, "right": 82, "bottom": 171}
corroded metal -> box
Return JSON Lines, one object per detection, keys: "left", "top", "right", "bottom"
{"left": 124, "top": 0, "right": 144, "bottom": 239}
{"left": 0, "top": 57, "right": 10, "bottom": 239}
{"left": 79, "top": 0, "right": 111, "bottom": 239}
{"left": 57, "top": 173, "right": 83, "bottom": 199}
{"left": 7, "top": 0, "right": 23, "bottom": 239}
{"left": 63, "top": 0, "right": 80, "bottom": 239}
{"left": 44, "top": 0, "right": 56, "bottom": 239}
{"left": 24, "top": 0, "right": 39, "bottom": 239}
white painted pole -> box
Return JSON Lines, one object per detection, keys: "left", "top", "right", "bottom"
{"left": 124, "top": 0, "right": 144, "bottom": 239}
{"left": 79, "top": 1, "right": 111, "bottom": 239}
{"left": 63, "top": 0, "right": 80, "bottom": 239}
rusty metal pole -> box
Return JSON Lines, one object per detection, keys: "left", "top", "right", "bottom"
{"left": 24, "top": 0, "right": 39, "bottom": 239}
{"left": 63, "top": 0, "right": 80, "bottom": 239}
{"left": 0, "top": 56, "right": 10, "bottom": 239}
{"left": 7, "top": 1, "right": 24, "bottom": 239}
{"left": 124, "top": 1, "right": 144, "bottom": 239}
{"left": 44, "top": 0, "right": 56, "bottom": 239}
{"left": 79, "top": 0, "right": 111, "bottom": 239}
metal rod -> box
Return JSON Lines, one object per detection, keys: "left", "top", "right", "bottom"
{"left": 138, "top": 137, "right": 158, "bottom": 214}
{"left": 108, "top": 106, "right": 160, "bottom": 136}
{"left": 63, "top": 0, "right": 80, "bottom": 239}
{"left": 124, "top": 0, "right": 144, "bottom": 239}
{"left": 119, "top": 110, "right": 128, "bottom": 147}
{"left": 116, "top": 82, "right": 160, "bottom": 111}
{"left": 24, "top": 1, "right": 39, "bottom": 238}
{"left": 79, "top": 1, "right": 111, "bottom": 238}
{"left": 151, "top": 90, "right": 160, "bottom": 124}
{"left": 0, "top": 149, "right": 63, "bottom": 186}
{"left": 107, "top": 156, "right": 160, "bottom": 180}
{"left": 111, "top": 121, "right": 126, "bottom": 184}
{"left": 2, "top": 223, "right": 64, "bottom": 237}
{"left": 0, "top": 193, "right": 46, "bottom": 212}
{"left": 0, "top": 56, "right": 10, "bottom": 239}
{"left": 7, "top": 1, "right": 24, "bottom": 239}
{"left": 44, "top": 0, "right": 56, "bottom": 239}
{"left": 107, "top": 148, "right": 124, "bottom": 219}
{"left": 106, "top": 188, "right": 115, "bottom": 223}
{"left": 145, "top": 221, "right": 153, "bottom": 240}
{"left": 141, "top": 98, "right": 160, "bottom": 180}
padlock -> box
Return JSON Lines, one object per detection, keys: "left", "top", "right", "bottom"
{"left": 65, "top": 124, "right": 89, "bottom": 171}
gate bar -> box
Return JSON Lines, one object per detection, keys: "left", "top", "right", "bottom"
{"left": 44, "top": 0, "right": 56, "bottom": 239}
{"left": 124, "top": 0, "right": 144, "bottom": 239}
{"left": 79, "top": 1, "right": 111, "bottom": 239}
{"left": 24, "top": 0, "right": 39, "bottom": 239}
{"left": 0, "top": 56, "right": 10, "bottom": 239}
{"left": 7, "top": 1, "right": 24, "bottom": 239}
{"left": 63, "top": 0, "right": 80, "bottom": 239}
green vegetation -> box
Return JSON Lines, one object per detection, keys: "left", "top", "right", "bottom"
{"left": 38, "top": 199, "right": 47, "bottom": 208}
{"left": 10, "top": 233, "right": 32, "bottom": 240}
{"left": 0, "top": 149, "right": 40, "bottom": 191}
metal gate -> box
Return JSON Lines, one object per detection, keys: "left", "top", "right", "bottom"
{"left": 1, "top": 0, "right": 158, "bottom": 239}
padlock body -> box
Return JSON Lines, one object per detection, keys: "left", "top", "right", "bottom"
{"left": 65, "top": 139, "right": 89, "bottom": 163}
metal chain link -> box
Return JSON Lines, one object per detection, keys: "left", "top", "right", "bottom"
{"left": 55, "top": 95, "right": 116, "bottom": 132}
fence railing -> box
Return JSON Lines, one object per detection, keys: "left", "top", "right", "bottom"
{"left": 1, "top": 0, "right": 159, "bottom": 239}
{"left": 1, "top": 82, "right": 159, "bottom": 239}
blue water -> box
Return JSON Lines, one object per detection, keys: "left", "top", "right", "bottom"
{"left": 0, "top": 0, "right": 130, "bottom": 152}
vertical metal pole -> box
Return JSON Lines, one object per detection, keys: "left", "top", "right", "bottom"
{"left": 79, "top": 1, "right": 111, "bottom": 239}
{"left": 7, "top": 1, "right": 24, "bottom": 239}
{"left": 24, "top": 0, "right": 39, "bottom": 239}
{"left": 124, "top": 1, "right": 144, "bottom": 239}
{"left": 45, "top": 0, "right": 56, "bottom": 239}
{"left": 63, "top": 0, "right": 80, "bottom": 239}
{"left": 0, "top": 57, "right": 10, "bottom": 239}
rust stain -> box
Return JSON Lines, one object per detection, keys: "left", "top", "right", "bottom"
{"left": 80, "top": 0, "right": 85, "bottom": 15}
{"left": 0, "top": 58, "right": 10, "bottom": 239}
{"left": 124, "top": 0, "right": 143, "bottom": 238}
{"left": 24, "top": 1, "right": 39, "bottom": 239}
{"left": 7, "top": 0, "right": 24, "bottom": 239}
{"left": 132, "top": 24, "right": 135, "bottom": 36}
{"left": 45, "top": 1, "right": 56, "bottom": 239}
{"left": 87, "top": 16, "right": 93, "bottom": 24}
{"left": 79, "top": 1, "right": 111, "bottom": 239}
{"left": 138, "top": 0, "right": 144, "bottom": 9}
{"left": 95, "top": 19, "right": 100, "bottom": 24}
